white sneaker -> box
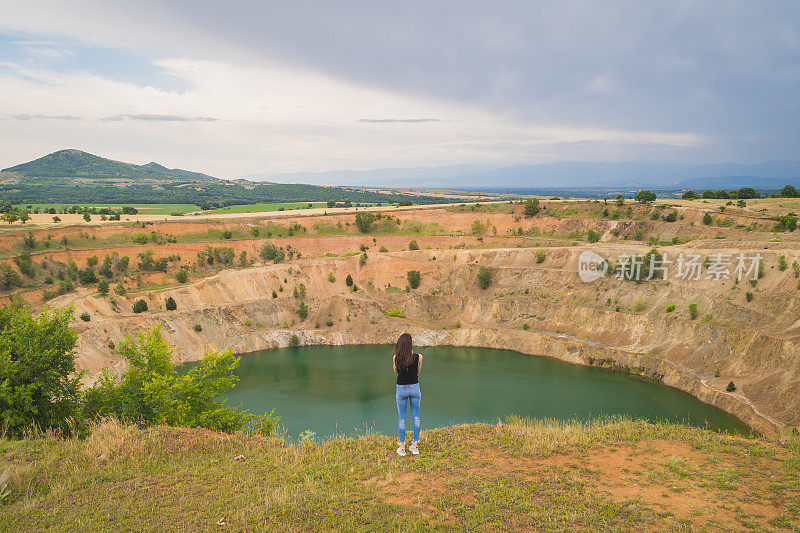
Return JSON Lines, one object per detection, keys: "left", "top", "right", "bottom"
{"left": 409, "top": 442, "right": 419, "bottom": 455}
{"left": 396, "top": 443, "right": 406, "bottom": 456}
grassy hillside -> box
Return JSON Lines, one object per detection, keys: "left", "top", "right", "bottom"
{"left": 1, "top": 418, "right": 798, "bottom": 531}
{"left": 0, "top": 150, "right": 461, "bottom": 206}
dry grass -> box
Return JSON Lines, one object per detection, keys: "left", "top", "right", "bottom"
{"left": 1, "top": 418, "right": 798, "bottom": 531}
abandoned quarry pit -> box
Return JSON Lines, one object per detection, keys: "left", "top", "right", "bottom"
{"left": 3, "top": 198, "right": 800, "bottom": 439}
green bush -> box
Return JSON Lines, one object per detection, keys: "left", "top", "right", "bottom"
{"left": 745, "top": 291, "right": 753, "bottom": 302}
{"left": 222, "top": 230, "right": 233, "bottom": 240}
{"left": 345, "top": 273, "right": 353, "bottom": 286}
{"left": 586, "top": 229, "right": 600, "bottom": 243}
{"left": 326, "top": 320, "right": 334, "bottom": 327}
{"left": 355, "top": 212, "right": 376, "bottom": 233}
{"left": 408, "top": 240, "right": 419, "bottom": 251}
{"left": 379, "top": 246, "right": 388, "bottom": 252}
{"left": 688, "top": 303, "right": 699, "bottom": 320}
{"left": 175, "top": 269, "right": 189, "bottom": 283}
{"left": 477, "top": 266, "right": 491, "bottom": 289}
{"left": 80, "top": 312, "right": 91, "bottom": 322}
{"left": 298, "top": 302, "right": 308, "bottom": 320}
{"left": 0, "top": 306, "right": 81, "bottom": 438}
{"left": 535, "top": 250, "right": 546, "bottom": 263}
{"left": 114, "top": 283, "right": 126, "bottom": 296}
{"left": 523, "top": 198, "right": 540, "bottom": 216}
{"left": 726, "top": 381, "right": 737, "bottom": 392}
{"left": 133, "top": 299, "right": 148, "bottom": 313}
{"left": 289, "top": 334, "right": 300, "bottom": 347}
{"left": 702, "top": 212, "right": 713, "bottom": 225}
{"left": 778, "top": 255, "right": 787, "bottom": 271}
{"left": 327, "top": 273, "right": 336, "bottom": 282}
{"left": 407, "top": 270, "right": 421, "bottom": 289}
{"left": 662, "top": 211, "right": 677, "bottom": 222}
{"left": 165, "top": 296, "right": 177, "bottom": 311}
{"left": 83, "top": 326, "right": 276, "bottom": 434}
{"left": 194, "top": 324, "right": 202, "bottom": 332}
{"left": 389, "top": 307, "right": 406, "bottom": 318}
{"left": 522, "top": 323, "right": 530, "bottom": 330}
{"left": 665, "top": 304, "right": 675, "bottom": 313}
{"left": 98, "top": 280, "right": 109, "bottom": 295}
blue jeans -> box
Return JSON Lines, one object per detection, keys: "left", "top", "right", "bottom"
{"left": 396, "top": 383, "right": 421, "bottom": 443}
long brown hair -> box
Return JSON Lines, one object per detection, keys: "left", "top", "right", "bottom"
{"left": 394, "top": 333, "right": 414, "bottom": 372}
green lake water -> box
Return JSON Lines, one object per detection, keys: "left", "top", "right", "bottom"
{"left": 197, "top": 344, "right": 750, "bottom": 439}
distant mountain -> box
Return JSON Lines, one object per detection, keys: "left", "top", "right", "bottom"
{"left": 254, "top": 161, "right": 800, "bottom": 190}
{"left": 0, "top": 149, "right": 458, "bottom": 206}
{"left": 2, "top": 149, "right": 219, "bottom": 185}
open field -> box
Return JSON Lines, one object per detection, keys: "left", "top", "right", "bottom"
{"left": 1, "top": 418, "right": 798, "bottom": 531}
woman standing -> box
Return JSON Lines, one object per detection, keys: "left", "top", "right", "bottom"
{"left": 393, "top": 333, "right": 422, "bottom": 456}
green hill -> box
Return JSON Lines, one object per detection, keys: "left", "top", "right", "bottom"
{"left": 0, "top": 150, "right": 454, "bottom": 206}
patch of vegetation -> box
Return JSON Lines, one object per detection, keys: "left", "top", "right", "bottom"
{"left": 407, "top": 270, "right": 421, "bottom": 289}
{"left": 477, "top": 266, "right": 491, "bottom": 289}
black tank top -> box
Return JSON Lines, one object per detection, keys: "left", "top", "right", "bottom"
{"left": 396, "top": 353, "right": 420, "bottom": 385}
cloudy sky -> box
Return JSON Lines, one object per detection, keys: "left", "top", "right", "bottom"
{"left": 0, "top": 1, "right": 798, "bottom": 178}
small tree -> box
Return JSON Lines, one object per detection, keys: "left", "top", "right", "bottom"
{"left": 688, "top": 303, "right": 699, "bottom": 320}
{"left": 535, "top": 250, "right": 546, "bottom": 263}
{"left": 702, "top": 212, "right": 713, "bottom": 225}
{"left": 345, "top": 273, "right": 353, "bottom": 286}
{"left": 477, "top": 266, "right": 491, "bottom": 289}
{"left": 327, "top": 272, "right": 336, "bottom": 282}
{"left": 80, "top": 312, "right": 91, "bottom": 322}
{"left": 165, "top": 296, "right": 177, "bottom": 310}
{"left": 289, "top": 334, "right": 300, "bottom": 347}
{"left": 0, "top": 306, "right": 81, "bottom": 438}
{"left": 409, "top": 240, "right": 419, "bottom": 251}
{"left": 726, "top": 381, "right": 737, "bottom": 392}
{"left": 133, "top": 299, "right": 148, "bottom": 313}
{"left": 98, "top": 279, "right": 109, "bottom": 295}
{"left": 83, "top": 212, "right": 91, "bottom": 222}
{"left": 523, "top": 198, "right": 540, "bottom": 217}
{"left": 778, "top": 255, "right": 787, "bottom": 271}
{"left": 587, "top": 229, "right": 600, "bottom": 243}
{"left": 635, "top": 190, "right": 657, "bottom": 203}
{"left": 298, "top": 302, "right": 308, "bottom": 320}
{"left": 194, "top": 324, "right": 202, "bottom": 332}
{"left": 407, "top": 270, "right": 421, "bottom": 289}
{"left": 355, "top": 212, "right": 376, "bottom": 233}
{"left": 175, "top": 269, "right": 189, "bottom": 283}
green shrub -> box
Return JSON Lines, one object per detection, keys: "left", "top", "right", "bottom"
{"left": 726, "top": 381, "right": 737, "bottom": 392}
{"left": 714, "top": 369, "right": 721, "bottom": 377}
{"left": 477, "top": 266, "right": 491, "bottom": 289}
{"left": 83, "top": 326, "right": 276, "bottom": 434}
{"left": 535, "top": 250, "right": 546, "bottom": 263}
{"left": 665, "top": 304, "right": 675, "bottom": 313}
{"left": 80, "top": 312, "right": 91, "bottom": 322}
{"left": 793, "top": 260, "right": 800, "bottom": 278}
{"left": 360, "top": 252, "right": 367, "bottom": 266}
{"left": 688, "top": 303, "right": 699, "bottom": 319}
{"left": 455, "top": 321, "right": 461, "bottom": 328}
{"left": 98, "top": 279, "right": 109, "bottom": 295}
{"left": 114, "top": 283, "right": 126, "bottom": 296}
{"left": 0, "top": 306, "right": 81, "bottom": 438}
{"left": 662, "top": 210, "right": 678, "bottom": 222}
{"left": 326, "top": 320, "right": 334, "bottom": 327}
{"left": 408, "top": 240, "right": 419, "bottom": 251}
{"left": 222, "top": 230, "right": 233, "bottom": 240}
{"left": 523, "top": 198, "right": 540, "bottom": 216}
{"left": 165, "top": 296, "right": 177, "bottom": 311}
{"left": 522, "top": 323, "right": 530, "bottom": 330}
{"left": 389, "top": 307, "right": 406, "bottom": 318}
{"left": 175, "top": 269, "right": 189, "bottom": 283}
{"left": 586, "top": 229, "right": 601, "bottom": 243}
{"left": 327, "top": 273, "right": 336, "bottom": 282}
{"left": 345, "top": 273, "right": 353, "bottom": 286}
{"left": 745, "top": 291, "right": 753, "bottom": 302}
{"left": 778, "top": 255, "right": 788, "bottom": 271}
{"left": 355, "top": 212, "right": 376, "bottom": 233}
{"left": 298, "top": 302, "right": 308, "bottom": 320}
{"left": 289, "top": 334, "right": 300, "bottom": 347}
{"left": 272, "top": 290, "right": 277, "bottom": 298}
{"left": 379, "top": 246, "right": 388, "bottom": 252}
{"left": 133, "top": 299, "right": 148, "bottom": 313}
{"left": 702, "top": 212, "right": 713, "bottom": 225}
{"left": 259, "top": 243, "right": 285, "bottom": 263}
{"left": 194, "top": 324, "right": 202, "bottom": 332}
{"left": 407, "top": 270, "right": 421, "bottom": 289}
{"left": 635, "top": 301, "right": 646, "bottom": 312}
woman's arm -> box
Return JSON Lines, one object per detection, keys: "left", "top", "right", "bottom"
{"left": 418, "top": 353, "right": 423, "bottom": 374}
{"left": 393, "top": 354, "right": 398, "bottom": 373}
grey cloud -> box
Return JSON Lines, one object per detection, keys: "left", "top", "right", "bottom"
{"left": 359, "top": 118, "right": 441, "bottom": 123}
{"left": 101, "top": 114, "right": 218, "bottom": 122}
{"left": 9, "top": 114, "right": 81, "bottom": 120}
{"left": 136, "top": 0, "right": 800, "bottom": 162}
